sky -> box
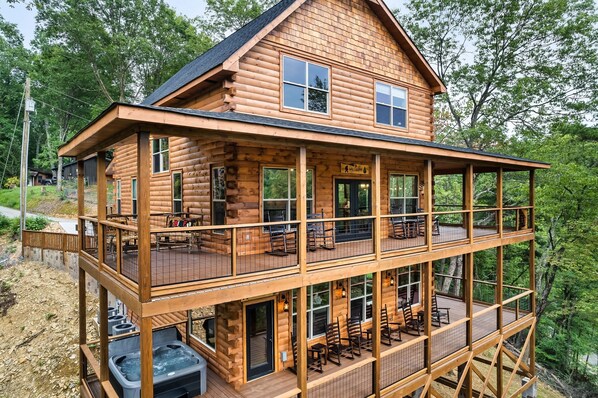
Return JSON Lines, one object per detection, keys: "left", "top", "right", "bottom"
{"left": 0, "top": 0, "right": 407, "bottom": 48}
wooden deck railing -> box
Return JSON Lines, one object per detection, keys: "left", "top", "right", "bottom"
{"left": 22, "top": 230, "right": 78, "bottom": 253}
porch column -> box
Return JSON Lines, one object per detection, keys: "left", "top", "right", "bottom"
{"left": 372, "top": 272, "right": 382, "bottom": 397}
{"left": 465, "top": 165, "right": 474, "bottom": 244}
{"left": 296, "top": 146, "right": 307, "bottom": 274}
{"left": 97, "top": 151, "right": 107, "bottom": 270}
{"left": 296, "top": 286, "right": 308, "bottom": 396}
{"left": 425, "top": 160, "right": 433, "bottom": 252}
{"left": 497, "top": 168, "right": 503, "bottom": 237}
{"left": 496, "top": 245, "right": 504, "bottom": 397}
{"left": 529, "top": 238, "right": 536, "bottom": 377}
{"left": 77, "top": 160, "right": 87, "bottom": 383}
{"left": 529, "top": 170, "right": 535, "bottom": 231}
{"left": 464, "top": 252, "right": 474, "bottom": 396}
{"left": 137, "top": 132, "right": 151, "bottom": 302}
{"left": 99, "top": 285, "right": 108, "bottom": 398}
{"left": 140, "top": 316, "right": 154, "bottom": 398}
{"left": 423, "top": 261, "right": 433, "bottom": 397}
{"left": 372, "top": 154, "right": 381, "bottom": 260}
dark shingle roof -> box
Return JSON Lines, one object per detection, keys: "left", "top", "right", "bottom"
{"left": 136, "top": 104, "right": 548, "bottom": 166}
{"left": 142, "top": 0, "right": 296, "bottom": 105}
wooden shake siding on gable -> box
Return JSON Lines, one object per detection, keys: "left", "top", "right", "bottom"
{"left": 233, "top": 0, "right": 434, "bottom": 140}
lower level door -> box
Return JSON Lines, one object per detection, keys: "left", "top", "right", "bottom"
{"left": 246, "top": 300, "right": 275, "bottom": 380}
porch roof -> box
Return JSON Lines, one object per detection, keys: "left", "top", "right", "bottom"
{"left": 58, "top": 102, "right": 549, "bottom": 170}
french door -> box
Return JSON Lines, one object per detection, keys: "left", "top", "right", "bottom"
{"left": 246, "top": 300, "right": 274, "bottom": 380}
{"left": 335, "top": 179, "right": 372, "bottom": 242}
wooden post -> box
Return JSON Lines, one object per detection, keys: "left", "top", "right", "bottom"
{"left": 529, "top": 170, "right": 535, "bottom": 231}
{"left": 99, "top": 285, "right": 108, "bottom": 398}
{"left": 140, "top": 316, "right": 154, "bottom": 398}
{"left": 425, "top": 160, "right": 433, "bottom": 252}
{"left": 529, "top": 239, "right": 536, "bottom": 377}
{"left": 77, "top": 161, "right": 85, "bottom": 251}
{"left": 79, "top": 268, "right": 87, "bottom": 384}
{"left": 465, "top": 165, "right": 474, "bottom": 243}
{"left": 497, "top": 245, "right": 504, "bottom": 397}
{"left": 372, "top": 154, "right": 381, "bottom": 260}
{"left": 424, "top": 261, "right": 433, "bottom": 393}
{"left": 19, "top": 77, "right": 31, "bottom": 241}
{"left": 464, "top": 252, "right": 474, "bottom": 396}
{"left": 137, "top": 133, "right": 151, "bottom": 302}
{"left": 296, "top": 286, "right": 308, "bottom": 396}
{"left": 296, "top": 147, "right": 307, "bottom": 274}
{"left": 231, "top": 228, "right": 237, "bottom": 277}
{"left": 497, "top": 168, "right": 503, "bottom": 237}
{"left": 372, "top": 271, "right": 382, "bottom": 397}
{"left": 97, "top": 152, "right": 107, "bottom": 271}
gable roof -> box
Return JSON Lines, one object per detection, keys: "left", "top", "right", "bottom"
{"left": 142, "top": 0, "right": 446, "bottom": 106}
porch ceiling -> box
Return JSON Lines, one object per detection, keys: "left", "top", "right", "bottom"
{"left": 59, "top": 103, "right": 549, "bottom": 171}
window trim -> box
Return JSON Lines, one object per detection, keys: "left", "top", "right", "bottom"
{"left": 374, "top": 81, "right": 409, "bottom": 130}
{"left": 388, "top": 173, "right": 419, "bottom": 215}
{"left": 131, "top": 177, "right": 137, "bottom": 215}
{"left": 281, "top": 54, "right": 331, "bottom": 117}
{"left": 172, "top": 171, "right": 183, "bottom": 214}
{"left": 397, "top": 265, "right": 421, "bottom": 307}
{"left": 292, "top": 283, "right": 331, "bottom": 340}
{"left": 152, "top": 137, "right": 170, "bottom": 174}
{"left": 350, "top": 274, "right": 373, "bottom": 322}
{"left": 116, "top": 180, "right": 122, "bottom": 214}
{"left": 211, "top": 165, "right": 226, "bottom": 232}
{"left": 261, "top": 166, "right": 314, "bottom": 223}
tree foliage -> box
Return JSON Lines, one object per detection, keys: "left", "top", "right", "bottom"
{"left": 202, "top": 0, "right": 279, "bottom": 40}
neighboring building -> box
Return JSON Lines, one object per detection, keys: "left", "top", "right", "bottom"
{"left": 59, "top": 1, "right": 547, "bottom": 397}
{"left": 54, "top": 155, "right": 112, "bottom": 186}
{"left": 27, "top": 168, "right": 53, "bottom": 186}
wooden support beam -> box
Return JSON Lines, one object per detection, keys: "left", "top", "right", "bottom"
{"left": 373, "top": 154, "right": 381, "bottom": 260}
{"left": 497, "top": 245, "right": 504, "bottom": 398}
{"left": 424, "top": 261, "right": 433, "bottom": 373}
{"left": 465, "top": 252, "right": 474, "bottom": 396}
{"left": 79, "top": 268, "right": 87, "bottom": 383}
{"left": 529, "top": 170, "right": 535, "bottom": 231}
{"left": 452, "top": 352, "right": 475, "bottom": 398}
{"left": 508, "top": 376, "right": 537, "bottom": 398}
{"left": 77, "top": 161, "right": 85, "bottom": 253}
{"left": 137, "top": 133, "right": 151, "bottom": 302}
{"left": 425, "top": 160, "right": 433, "bottom": 252}
{"left": 373, "top": 271, "right": 382, "bottom": 397}
{"left": 529, "top": 239, "right": 536, "bottom": 377}
{"left": 497, "top": 168, "right": 503, "bottom": 238}
{"left": 297, "top": 147, "right": 307, "bottom": 274}
{"left": 140, "top": 317, "right": 153, "bottom": 398}
{"left": 478, "top": 337, "right": 503, "bottom": 398}
{"left": 97, "top": 152, "right": 107, "bottom": 271}
{"left": 99, "top": 285, "right": 108, "bottom": 398}
{"left": 296, "top": 286, "right": 308, "bottom": 396}
{"left": 465, "top": 165, "right": 474, "bottom": 244}
{"left": 503, "top": 319, "right": 536, "bottom": 397}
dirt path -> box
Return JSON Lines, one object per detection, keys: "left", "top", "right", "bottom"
{"left": 0, "top": 262, "right": 98, "bottom": 397}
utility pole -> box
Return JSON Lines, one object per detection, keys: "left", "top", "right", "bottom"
{"left": 19, "top": 77, "right": 33, "bottom": 241}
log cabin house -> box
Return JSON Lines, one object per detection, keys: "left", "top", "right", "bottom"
{"left": 59, "top": 0, "right": 548, "bottom": 397}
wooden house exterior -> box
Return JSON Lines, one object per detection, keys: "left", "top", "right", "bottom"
{"left": 59, "top": 1, "right": 548, "bottom": 397}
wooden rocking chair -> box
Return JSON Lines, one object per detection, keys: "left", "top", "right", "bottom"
{"left": 307, "top": 210, "right": 335, "bottom": 251}
{"left": 402, "top": 302, "right": 423, "bottom": 336}
{"left": 346, "top": 315, "right": 365, "bottom": 356}
{"left": 290, "top": 333, "right": 323, "bottom": 375}
{"left": 431, "top": 293, "right": 451, "bottom": 327}
{"left": 325, "top": 319, "right": 354, "bottom": 366}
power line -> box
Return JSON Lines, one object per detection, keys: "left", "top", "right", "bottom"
{"left": 39, "top": 84, "right": 97, "bottom": 107}
{"left": 31, "top": 97, "right": 92, "bottom": 122}
{"left": 0, "top": 87, "right": 25, "bottom": 184}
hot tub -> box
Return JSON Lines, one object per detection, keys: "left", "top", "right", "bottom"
{"left": 108, "top": 328, "right": 207, "bottom": 398}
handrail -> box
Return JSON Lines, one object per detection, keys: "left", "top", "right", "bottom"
{"left": 502, "top": 290, "right": 532, "bottom": 306}
{"left": 472, "top": 303, "right": 500, "bottom": 318}
{"left": 306, "top": 357, "right": 375, "bottom": 389}
{"left": 503, "top": 206, "right": 533, "bottom": 210}
{"left": 80, "top": 343, "right": 100, "bottom": 376}
{"left": 431, "top": 209, "right": 469, "bottom": 216}
{"left": 380, "top": 335, "right": 427, "bottom": 358}
{"left": 473, "top": 279, "right": 497, "bottom": 287}
{"left": 503, "top": 283, "right": 529, "bottom": 292}
{"left": 430, "top": 317, "right": 469, "bottom": 336}
{"left": 99, "top": 219, "right": 139, "bottom": 232}
{"left": 380, "top": 212, "right": 425, "bottom": 219}
{"left": 472, "top": 207, "right": 500, "bottom": 213}
{"left": 150, "top": 219, "right": 300, "bottom": 233}
{"left": 79, "top": 215, "right": 98, "bottom": 222}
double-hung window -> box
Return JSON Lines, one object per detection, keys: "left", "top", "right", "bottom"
{"left": 376, "top": 82, "right": 407, "bottom": 128}
{"left": 283, "top": 56, "right": 329, "bottom": 114}
{"left": 172, "top": 172, "right": 182, "bottom": 213}
{"left": 389, "top": 174, "right": 418, "bottom": 214}
{"left": 397, "top": 265, "right": 421, "bottom": 307}
{"left": 152, "top": 138, "right": 169, "bottom": 173}
{"left": 292, "top": 283, "right": 330, "bottom": 339}
{"left": 350, "top": 274, "right": 373, "bottom": 322}
{"left": 211, "top": 166, "right": 226, "bottom": 228}
{"left": 262, "top": 167, "right": 313, "bottom": 222}
{"left": 116, "top": 180, "right": 121, "bottom": 214}
{"left": 131, "top": 178, "right": 137, "bottom": 215}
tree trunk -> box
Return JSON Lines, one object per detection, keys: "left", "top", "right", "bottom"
{"left": 442, "top": 256, "right": 458, "bottom": 293}
{"left": 56, "top": 156, "right": 63, "bottom": 192}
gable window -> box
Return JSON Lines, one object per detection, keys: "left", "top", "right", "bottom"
{"left": 292, "top": 283, "right": 330, "bottom": 339}
{"left": 283, "top": 56, "right": 329, "bottom": 114}
{"left": 131, "top": 178, "right": 137, "bottom": 215}
{"left": 389, "top": 174, "right": 418, "bottom": 214}
{"left": 116, "top": 180, "right": 122, "bottom": 214}
{"left": 350, "top": 274, "right": 373, "bottom": 322}
{"left": 376, "top": 82, "right": 407, "bottom": 128}
{"left": 397, "top": 265, "right": 421, "bottom": 307}
{"left": 172, "top": 172, "right": 182, "bottom": 213}
{"left": 211, "top": 166, "right": 226, "bottom": 227}
{"left": 263, "top": 167, "right": 313, "bottom": 222}
{"left": 152, "top": 138, "right": 169, "bottom": 173}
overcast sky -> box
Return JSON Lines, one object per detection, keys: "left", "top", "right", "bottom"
{"left": 0, "top": 0, "right": 407, "bottom": 48}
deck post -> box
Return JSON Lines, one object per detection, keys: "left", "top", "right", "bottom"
{"left": 497, "top": 168, "right": 503, "bottom": 237}
{"left": 297, "top": 146, "right": 307, "bottom": 274}
{"left": 529, "top": 239, "right": 536, "bottom": 377}
{"left": 464, "top": 252, "right": 474, "bottom": 396}
{"left": 373, "top": 154, "right": 381, "bottom": 260}
{"left": 99, "top": 285, "right": 108, "bottom": 398}
{"left": 296, "top": 286, "right": 308, "bottom": 396}
{"left": 137, "top": 132, "right": 151, "bottom": 302}
{"left": 424, "top": 261, "right": 433, "bottom": 397}
{"left": 425, "top": 160, "right": 433, "bottom": 252}
{"left": 140, "top": 316, "right": 154, "bottom": 398}
{"left": 530, "top": 169, "right": 535, "bottom": 231}
{"left": 77, "top": 160, "right": 85, "bottom": 254}
{"left": 77, "top": 159, "right": 87, "bottom": 384}
{"left": 497, "top": 245, "right": 504, "bottom": 397}
{"left": 97, "top": 151, "right": 107, "bottom": 271}
{"left": 373, "top": 271, "right": 382, "bottom": 397}
{"left": 465, "top": 165, "right": 474, "bottom": 244}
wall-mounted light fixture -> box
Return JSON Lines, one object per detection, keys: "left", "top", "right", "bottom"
{"left": 387, "top": 271, "right": 395, "bottom": 287}
{"left": 337, "top": 280, "right": 346, "bottom": 298}
{"left": 281, "top": 293, "right": 289, "bottom": 312}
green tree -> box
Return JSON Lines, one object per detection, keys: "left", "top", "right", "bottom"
{"left": 202, "top": 0, "right": 279, "bottom": 40}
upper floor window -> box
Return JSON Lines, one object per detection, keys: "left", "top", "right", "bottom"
{"left": 172, "top": 172, "right": 182, "bottom": 213}
{"left": 262, "top": 167, "right": 313, "bottom": 222}
{"left": 376, "top": 82, "right": 407, "bottom": 128}
{"left": 283, "top": 56, "right": 329, "bottom": 114}
{"left": 211, "top": 166, "right": 226, "bottom": 227}
{"left": 152, "top": 138, "right": 169, "bottom": 173}
{"left": 389, "top": 174, "right": 418, "bottom": 214}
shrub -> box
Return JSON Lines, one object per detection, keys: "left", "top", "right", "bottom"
{"left": 26, "top": 216, "right": 49, "bottom": 231}
{"left": 3, "top": 177, "right": 19, "bottom": 189}
{"left": 0, "top": 215, "right": 48, "bottom": 238}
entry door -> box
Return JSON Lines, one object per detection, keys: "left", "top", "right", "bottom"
{"left": 335, "top": 179, "right": 372, "bottom": 242}
{"left": 246, "top": 300, "right": 274, "bottom": 380}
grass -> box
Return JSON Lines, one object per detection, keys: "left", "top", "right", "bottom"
{"left": 0, "top": 185, "right": 79, "bottom": 216}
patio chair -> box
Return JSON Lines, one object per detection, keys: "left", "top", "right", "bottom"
{"left": 325, "top": 319, "right": 354, "bottom": 366}
{"left": 346, "top": 315, "right": 365, "bottom": 356}
{"left": 267, "top": 212, "right": 297, "bottom": 256}
{"left": 290, "top": 333, "right": 323, "bottom": 375}
{"left": 431, "top": 293, "right": 451, "bottom": 327}
{"left": 389, "top": 217, "right": 408, "bottom": 239}
{"left": 402, "top": 302, "right": 423, "bottom": 336}
{"left": 416, "top": 208, "right": 440, "bottom": 236}
{"left": 307, "top": 210, "right": 335, "bottom": 251}
{"left": 381, "top": 304, "right": 402, "bottom": 344}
